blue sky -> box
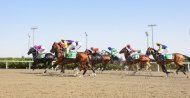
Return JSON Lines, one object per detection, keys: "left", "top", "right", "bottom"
{"left": 0, "top": 0, "right": 190, "bottom": 57}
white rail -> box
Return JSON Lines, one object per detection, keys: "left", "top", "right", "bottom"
{"left": 150, "top": 62, "right": 190, "bottom": 72}
{"left": 0, "top": 60, "right": 57, "bottom": 69}
{"left": 0, "top": 60, "right": 33, "bottom": 69}
{"left": 0, "top": 60, "right": 189, "bottom": 72}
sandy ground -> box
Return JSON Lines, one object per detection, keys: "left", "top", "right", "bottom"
{"left": 0, "top": 69, "right": 190, "bottom": 98}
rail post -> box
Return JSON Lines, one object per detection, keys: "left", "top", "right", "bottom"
{"left": 29, "top": 62, "right": 32, "bottom": 69}
{"left": 157, "top": 64, "right": 160, "bottom": 72}
{"left": 6, "top": 61, "right": 8, "bottom": 69}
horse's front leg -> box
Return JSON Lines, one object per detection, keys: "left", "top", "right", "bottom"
{"left": 58, "top": 61, "right": 65, "bottom": 73}
{"left": 145, "top": 62, "right": 152, "bottom": 76}
{"left": 32, "top": 61, "right": 38, "bottom": 71}
{"left": 160, "top": 63, "right": 169, "bottom": 77}
{"left": 132, "top": 63, "right": 138, "bottom": 74}
{"left": 102, "top": 61, "right": 109, "bottom": 71}
{"left": 87, "top": 62, "right": 96, "bottom": 77}
{"left": 60, "top": 65, "right": 65, "bottom": 73}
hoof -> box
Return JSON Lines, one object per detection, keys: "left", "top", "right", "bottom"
{"left": 92, "top": 73, "right": 96, "bottom": 77}
{"left": 74, "top": 74, "right": 78, "bottom": 77}
{"left": 79, "top": 75, "right": 84, "bottom": 78}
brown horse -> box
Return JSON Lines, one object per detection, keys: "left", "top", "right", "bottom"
{"left": 85, "top": 49, "right": 111, "bottom": 71}
{"left": 119, "top": 46, "right": 152, "bottom": 74}
{"left": 146, "top": 47, "right": 190, "bottom": 78}
{"left": 101, "top": 50, "right": 123, "bottom": 65}
{"left": 50, "top": 42, "right": 96, "bottom": 77}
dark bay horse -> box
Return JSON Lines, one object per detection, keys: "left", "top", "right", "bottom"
{"left": 146, "top": 47, "right": 190, "bottom": 78}
{"left": 27, "top": 47, "right": 55, "bottom": 73}
{"left": 119, "top": 46, "right": 152, "bottom": 74}
{"left": 85, "top": 49, "right": 111, "bottom": 71}
{"left": 50, "top": 42, "right": 95, "bottom": 77}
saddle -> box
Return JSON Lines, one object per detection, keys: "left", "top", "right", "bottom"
{"left": 66, "top": 50, "right": 77, "bottom": 59}
{"left": 158, "top": 54, "right": 165, "bottom": 61}
{"left": 165, "top": 53, "right": 172, "bottom": 59}
{"left": 111, "top": 55, "right": 119, "bottom": 61}
{"left": 158, "top": 53, "right": 172, "bottom": 61}
{"left": 92, "top": 53, "right": 102, "bottom": 61}
{"left": 132, "top": 53, "right": 140, "bottom": 59}
{"left": 36, "top": 53, "right": 46, "bottom": 59}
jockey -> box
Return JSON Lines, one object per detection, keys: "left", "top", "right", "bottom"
{"left": 33, "top": 45, "right": 45, "bottom": 58}
{"left": 108, "top": 47, "right": 118, "bottom": 56}
{"left": 34, "top": 45, "right": 45, "bottom": 53}
{"left": 61, "top": 39, "right": 76, "bottom": 55}
{"left": 91, "top": 47, "right": 102, "bottom": 59}
{"left": 156, "top": 42, "right": 168, "bottom": 61}
{"left": 126, "top": 44, "right": 137, "bottom": 55}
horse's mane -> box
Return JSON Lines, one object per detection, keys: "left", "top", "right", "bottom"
{"left": 85, "top": 49, "right": 93, "bottom": 54}
{"left": 150, "top": 47, "right": 158, "bottom": 54}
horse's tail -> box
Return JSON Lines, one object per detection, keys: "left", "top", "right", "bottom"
{"left": 183, "top": 55, "right": 190, "bottom": 61}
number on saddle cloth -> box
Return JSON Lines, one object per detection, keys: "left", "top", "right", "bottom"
{"left": 132, "top": 53, "right": 139, "bottom": 59}
{"left": 165, "top": 53, "right": 172, "bottom": 59}
{"left": 37, "top": 53, "right": 46, "bottom": 59}
{"left": 66, "top": 50, "right": 77, "bottom": 58}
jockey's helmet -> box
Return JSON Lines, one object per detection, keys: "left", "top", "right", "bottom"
{"left": 127, "top": 44, "right": 131, "bottom": 48}
{"left": 108, "top": 47, "right": 112, "bottom": 50}
{"left": 156, "top": 42, "right": 160, "bottom": 45}
{"left": 61, "top": 39, "right": 65, "bottom": 42}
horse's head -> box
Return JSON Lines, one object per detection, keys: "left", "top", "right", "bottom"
{"left": 119, "top": 46, "right": 129, "bottom": 54}
{"left": 146, "top": 47, "right": 157, "bottom": 56}
{"left": 50, "top": 42, "right": 63, "bottom": 57}
{"left": 85, "top": 49, "right": 93, "bottom": 55}
{"left": 27, "top": 47, "right": 37, "bottom": 55}
{"left": 50, "top": 42, "right": 59, "bottom": 53}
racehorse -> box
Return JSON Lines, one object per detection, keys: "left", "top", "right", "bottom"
{"left": 101, "top": 50, "right": 123, "bottom": 65}
{"left": 119, "top": 46, "right": 152, "bottom": 74}
{"left": 50, "top": 42, "right": 96, "bottom": 77}
{"left": 85, "top": 49, "right": 111, "bottom": 71}
{"left": 27, "top": 47, "right": 55, "bottom": 73}
{"left": 146, "top": 47, "right": 190, "bottom": 78}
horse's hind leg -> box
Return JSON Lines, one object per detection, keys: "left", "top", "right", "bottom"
{"left": 182, "top": 65, "right": 188, "bottom": 78}
{"left": 102, "top": 62, "right": 109, "bottom": 71}
{"left": 44, "top": 61, "right": 53, "bottom": 73}
{"left": 176, "top": 66, "right": 182, "bottom": 75}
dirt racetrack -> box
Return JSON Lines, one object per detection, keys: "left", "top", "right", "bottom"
{"left": 0, "top": 69, "right": 190, "bottom": 98}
